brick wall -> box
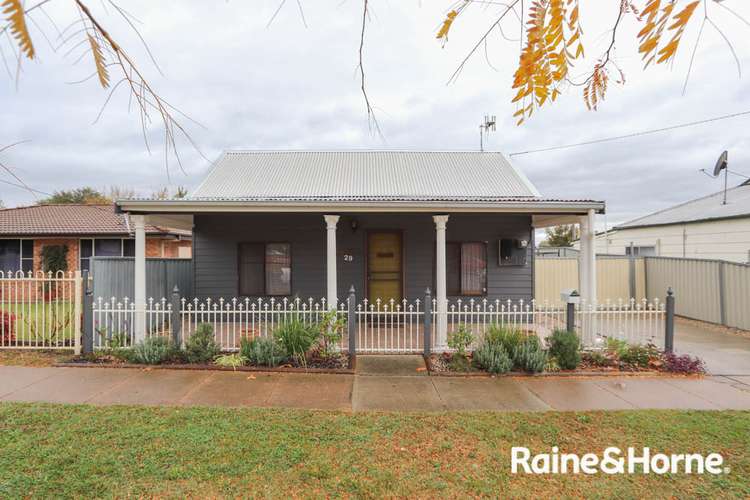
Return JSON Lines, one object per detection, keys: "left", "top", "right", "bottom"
{"left": 33, "top": 238, "right": 79, "bottom": 273}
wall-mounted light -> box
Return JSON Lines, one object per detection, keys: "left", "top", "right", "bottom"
{"left": 350, "top": 218, "right": 359, "bottom": 232}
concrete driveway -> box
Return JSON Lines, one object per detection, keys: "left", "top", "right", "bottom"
{"left": 674, "top": 318, "right": 750, "bottom": 375}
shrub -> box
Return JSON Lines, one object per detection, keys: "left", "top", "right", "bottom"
{"left": 274, "top": 319, "right": 319, "bottom": 363}
{"left": 547, "top": 329, "right": 581, "bottom": 370}
{"left": 583, "top": 350, "right": 611, "bottom": 367}
{"left": 317, "top": 310, "right": 345, "bottom": 359}
{"left": 1, "top": 312, "right": 16, "bottom": 343}
{"left": 448, "top": 324, "right": 474, "bottom": 358}
{"left": 662, "top": 352, "right": 706, "bottom": 374}
{"left": 214, "top": 353, "right": 248, "bottom": 370}
{"left": 605, "top": 338, "right": 628, "bottom": 357}
{"left": 185, "top": 323, "right": 220, "bottom": 364}
{"left": 512, "top": 337, "right": 547, "bottom": 373}
{"left": 483, "top": 324, "right": 525, "bottom": 353}
{"left": 619, "top": 343, "right": 660, "bottom": 368}
{"left": 118, "top": 336, "right": 177, "bottom": 365}
{"left": 473, "top": 342, "right": 512, "bottom": 374}
{"left": 240, "top": 336, "right": 287, "bottom": 367}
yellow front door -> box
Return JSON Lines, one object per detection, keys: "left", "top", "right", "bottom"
{"left": 367, "top": 232, "right": 402, "bottom": 302}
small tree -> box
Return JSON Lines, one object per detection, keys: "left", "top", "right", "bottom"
{"left": 40, "top": 187, "right": 110, "bottom": 205}
{"left": 543, "top": 225, "right": 577, "bottom": 247}
{"left": 41, "top": 245, "right": 68, "bottom": 273}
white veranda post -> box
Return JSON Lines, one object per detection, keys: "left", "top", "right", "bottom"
{"left": 578, "top": 209, "right": 597, "bottom": 305}
{"left": 324, "top": 215, "right": 340, "bottom": 310}
{"left": 433, "top": 215, "right": 449, "bottom": 350}
{"left": 132, "top": 214, "right": 147, "bottom": 342}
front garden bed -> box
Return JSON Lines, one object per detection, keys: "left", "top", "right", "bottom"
{"left": 426, "top": 325, "right": 706, "bottom": 377}
{"left": 66, "top": 310, "right": 355, "bottom": 373}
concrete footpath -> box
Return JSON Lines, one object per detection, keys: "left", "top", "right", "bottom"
{"left": 2, "top": 359, "right": 750, "bottom": 412}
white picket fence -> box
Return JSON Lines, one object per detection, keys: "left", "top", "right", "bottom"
{"left": 92, "top": 297, "right": 173, "bottom": 349}
{"left": 89, "top": 295, "right": 666, "bottom": 353}
{"left": 576, "top": 299, "right": 665, "bottom": 348}
{"left": 0, "top": 271, "right": 82, "bottom": 352}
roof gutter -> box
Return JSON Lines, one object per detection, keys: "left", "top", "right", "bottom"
{"left": 116, "top": 199, "right": 605, "bottom": 215}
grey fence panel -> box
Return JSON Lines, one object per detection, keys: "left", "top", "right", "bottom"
{"left": 91, "top": 258, "right": 193, "bottom": 301}
{"left": 645, "top": 257, "right": 722, "bottom": 325}
{"left": 723, "top": 262, "right": 750, "bottom": 330}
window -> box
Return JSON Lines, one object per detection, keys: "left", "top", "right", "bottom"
{"left": 239, "top": 243, "right": 292, "bottom": 296}
{"left": 625, "top": 245, "right": 656, "bottom": 257}
{"left": 446, "top": 242, "right": 487, "bottom": 296}
{"left": 80, "top": 238, "right": 134, "bottom": 271}
{"left": 0, "top": 239, "right": 33, "bottom": 273}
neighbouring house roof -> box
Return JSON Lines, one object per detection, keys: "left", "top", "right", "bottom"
{"left": 116, "top": 151, "right": 605, "bottom": 218}
{"left": 616, "top": 181, "right": 750, "bottom": 230}
{"left": 0, "top": 204, "right": 191, "bottom": 237}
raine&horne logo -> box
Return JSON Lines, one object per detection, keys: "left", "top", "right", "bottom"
{"left": 511, "top": 447, "right": 729, "bottom": 475}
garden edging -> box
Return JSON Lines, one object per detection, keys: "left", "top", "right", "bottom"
{"left": 423, "top": 356, "right": 704, "bottom": 378}
{"left": 54, "top": 358, "right": 356, "bottom": 375}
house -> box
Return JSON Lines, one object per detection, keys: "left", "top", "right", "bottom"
{"left": 116, "top": 151, "right": 605, "bottom": 348}
{"left": 594, "top": 180, "right": 750, "bottom": 263}
{"left": 0, "top": 204, "right": 192, "bottom": 274}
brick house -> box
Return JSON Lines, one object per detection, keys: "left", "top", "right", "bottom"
{"left": 0, "top": 204, "right": 191, "bottom": 275}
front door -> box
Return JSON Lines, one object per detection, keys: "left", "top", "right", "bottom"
{"left": 367, "top": 232, "right": 402, "bottom": 301}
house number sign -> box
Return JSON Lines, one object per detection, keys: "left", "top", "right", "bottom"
{"left": 343, "top": 254, "right": 354, "bottom": 262}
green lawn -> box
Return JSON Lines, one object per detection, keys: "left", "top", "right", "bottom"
{"left": 0, "top": 404, "right": 747, "bottom": 498}
{"left": 1, "top": 302, "right": 75, "bottom": 345}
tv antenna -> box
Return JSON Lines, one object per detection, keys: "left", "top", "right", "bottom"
{"left": 700, "top": 151, "right": 729, "bottom": 205}
{"left": 479, "top": 115, "right": 496, "bottom": 152}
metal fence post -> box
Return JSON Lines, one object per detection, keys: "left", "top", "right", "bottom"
{"left": 347, "top": 285, "right": 356, "bottom": 356}
{"left": 566, "top": 290, "right": 578, "bottom": 333}
{"left": 171, "top": 285, "right": 181, "bottom": 347}
{"left": 718, "top": 261, "right": 727, "bottom": 326}
{"left": 628, "top": 253, "right": 636, "bottom": 301}
{"left": 82, "top": 270, "right": 94, "bottom": 354}
{"left": 423, "top": 288, "right": 432, "bottom": 356}
{"left": 665, "top": 287, "right": 675, "bottom": 353}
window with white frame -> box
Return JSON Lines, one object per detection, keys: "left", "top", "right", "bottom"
{"left": 79, "top": 238, "right": 136, "bottom": 271}
{"left": 0, "top": 239, "right": 33, "bottom": 273}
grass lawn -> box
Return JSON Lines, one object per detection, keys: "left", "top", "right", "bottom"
{"left": 1, "top": 301, "right": 75, "bottom": 345}
{"left": 0, "top": 404, "right": 747, "bottom": 498}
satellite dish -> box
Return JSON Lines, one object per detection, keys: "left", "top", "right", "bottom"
{"left": 712, "top": 150, "right": 728, "bottom": 177}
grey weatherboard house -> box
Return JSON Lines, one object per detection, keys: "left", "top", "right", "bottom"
{"left": 116, "top": 151, "right": 605, "bottom": 350}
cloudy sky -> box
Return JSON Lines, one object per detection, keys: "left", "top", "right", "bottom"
{"left": 1, "top": 0, "right": 749, "bottom": 230}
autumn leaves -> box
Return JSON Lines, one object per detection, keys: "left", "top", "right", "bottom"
{"left": 438, "top": 0, "right": 706, "bottom": 124}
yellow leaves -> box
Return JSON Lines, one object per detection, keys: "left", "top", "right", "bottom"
{"left": 436, "top": 10, "right": 458, "bottom": 40}
{"left": 511, "top": 0, "right": 584, "bottom": 125}
{"left": 657, "top": 0, "right": 699, "bottom": 64}
{"left": 637, "top": 0, "right": 699, "bottom": 67}
{"left": 88, "top": 34, "right": 110, "bottom": 89}
{"left": 2, "top": 0, "right": 34, "bottom": 59}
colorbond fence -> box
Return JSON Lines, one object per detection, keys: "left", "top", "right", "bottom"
{"left": 645, "top": 257, "right": 750, "bottom": 330}
{"left": 537, "top": 255, "right": 750, "bottom": 330}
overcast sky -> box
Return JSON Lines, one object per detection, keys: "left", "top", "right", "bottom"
{"left": 1, "top": 0, "right": 749, "bottom": 230}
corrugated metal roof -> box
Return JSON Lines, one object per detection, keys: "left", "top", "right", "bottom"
{"left": 617, "top": 182, "right": 750, "bottom": 229}
{"left": 189, "top": 151, "right": 543, "bottom": 201}
{"left": 0, "top": 204, "right": 188, "bottom": 236}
